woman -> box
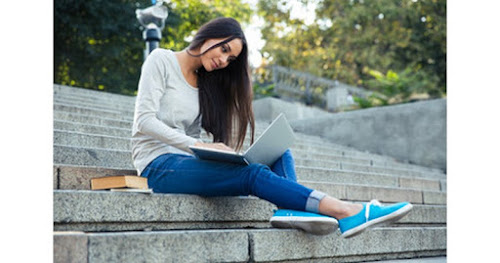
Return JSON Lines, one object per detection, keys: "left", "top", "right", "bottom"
{"left": 131, "top": 17, "right": 412, "bottom": 238}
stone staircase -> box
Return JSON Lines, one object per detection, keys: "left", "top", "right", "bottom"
{"left": 53, "top": 84, "right": 447, "bottom": 263}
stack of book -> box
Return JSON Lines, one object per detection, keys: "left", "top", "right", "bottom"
{"left": 91, "top": 175, "right": 152, "bottom": 194}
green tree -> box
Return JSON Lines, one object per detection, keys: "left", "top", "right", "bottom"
{"left": 54, "top": 0, "right": 252, "bottom": 95}
{"left": 54, "top": 0, "right": 143, "bottom": 95}
{"left": 257, "top": 0, "right": 446, "bottom": 103}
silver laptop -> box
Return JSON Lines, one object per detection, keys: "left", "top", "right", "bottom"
{"left": 189, "top": 113, "right": 295, "bottom": 166}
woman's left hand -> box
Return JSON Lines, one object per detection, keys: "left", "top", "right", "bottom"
{"left": 194, "top": 142, "right": 236, "bottom": 153}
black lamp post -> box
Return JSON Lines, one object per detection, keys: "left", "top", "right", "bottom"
{"left": 136, "top": 0, "right": 169, "bottom": 60}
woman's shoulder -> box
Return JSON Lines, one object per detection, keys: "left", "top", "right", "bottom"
{"left": 146, "top": 49, "right": 179, "bottom": 72}
{"left": 148, "top": 48, "right": 174, "bottom": 61}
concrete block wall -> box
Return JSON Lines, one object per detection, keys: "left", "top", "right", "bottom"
{"left": 252, "top": 97, "right": 331, "bottom": 122}
{"left": 290, "top": 99, "right": 446, "bottom": 171}
{"left": 253, "top": 97, "right": 446, "bottom": 171}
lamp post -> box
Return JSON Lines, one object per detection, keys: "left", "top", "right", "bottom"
{"left": 136, "top": 0, "right": 169, "bottom": 60}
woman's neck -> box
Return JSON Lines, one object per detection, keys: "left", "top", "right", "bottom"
{"left": 175, "top": 49, "right": 202, "bottom": 88}
{"left": 175, "top": 49, "right": 202, "bottom": 74}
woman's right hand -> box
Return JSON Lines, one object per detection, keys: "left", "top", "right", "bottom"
{"left": 193, "top": 141, "right": 235, "bottom": 153}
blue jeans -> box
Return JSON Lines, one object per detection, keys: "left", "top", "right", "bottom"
{"left": 141, "top": 149, "right": 326, "bottom": 213}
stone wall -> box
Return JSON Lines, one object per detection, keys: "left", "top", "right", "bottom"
{"left": 252, "top": 97, "right": 331, "bottom": 122}
{"left": 290, "top": 99, "right": 447, "bottom": 171}
{"left": 253, "top": 97, "right": 447, "bottom": 171}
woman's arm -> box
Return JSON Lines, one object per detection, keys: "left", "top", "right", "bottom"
{"left": 133, "top": 50, "right": 200, "bottom": 152}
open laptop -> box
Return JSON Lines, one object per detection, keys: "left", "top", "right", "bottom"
{"left": 189, "top": 113, "right": 295, "bottom": 166}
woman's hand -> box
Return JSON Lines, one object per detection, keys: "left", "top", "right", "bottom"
{"left": 194, "top": 141, "right": 235, "bottom": 153}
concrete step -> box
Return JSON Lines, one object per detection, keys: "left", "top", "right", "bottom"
{"left": 301, "top": 181, "right": 446, "bottom": 205}
{"left": 54, "top": 111, "right": 132, "bottom": 129}
{"left": 54, "top": 190, "right": 446, "bottom": 232}
{"left": 365, "top": 257, "right": 446, "bottom": 263}
{"left": 53, "top": 165, "right": 137, "bottom": 190}
{"left": 52, "top": 106, "right": 270, "bottom": 135}
{"left": 54, "top": 190, "right": 274, "bottom": 232}
{"left": 54, "top": 103, "right": 134, "bottom": 122}
{"left": 53, "top": 144, "right": 445, "bottom": 189}
{"left": 54, "top": 84, "right": 136, "bottom": 104}
{"left": 294, "top": 155, "right": 445, "bottom": 179}
{"left": 249, "top": 227, "right": 446, "bottom": 262}
{"left": 54, "top": 120, "right": 131, "bottom": 138}
{"left": 53, "top": 84, "right": 447, "bottom": 262}
{"left": 53, "top": 107, "right": 270, "bottom": 136}
{"left": 53, "top": 130, "right": 445, "bottom": 179}
{"left": 294, "top": 158, "right": 446, "bottom": 180}
{"left": 52, "top": 114, "right": 445, "bottom": 175}
{"left": 54, "top": 84, "right": 445, "bottom": 176}
{"left": 54, "top": 129, "right": 130, "bottom": 151}
{"left": 54, "top": 121, "right": 372, "bottom": 163}
{"left": 296, "top": 166, "right": 445, "bottom": 192}
{"left": 54, "top": 144, "right": 134, "bottom": 169}
{"left": 52, "top": 118, "right": 352, "bottom": 155}
{"left": 55, "top": 164, "right": 444, "bottom": 194}
{"left": 54, "top": 96, "right": 136, "bottom": 113}
{"left": 53, "top": 110, "right": 271, "bottom": 135}
{"left": 53, "top": 161, "right": 445, "bottom": 205}
{"left": 54, "top": 227, "right": 446, "bottom": 263}
{"left": 53, "top": 145, "right": 446, "bottom": 192}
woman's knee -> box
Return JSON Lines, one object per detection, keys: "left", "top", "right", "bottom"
{"left": 241, "top": 163, "right": 270, "bottom": 193}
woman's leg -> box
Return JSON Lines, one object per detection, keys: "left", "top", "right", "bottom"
{"left": 270, "top": 149, "right": 297, "bottom": 182}
{"left": 270, "top": 149, "right": 336, "bottom": 213}
{"left": 266, "top": 150, "right": 412, "bottom": 238}
{"left": 143, "top": 151, "right": 360, "bottom": 216}
{"left": 268, "top": 149, "right": 362, "bottom": 218}
{"left": 141, "top": 153, "right": 320, "bottom": 212}
{"left": 142, "top": 152, "right": 413, "bottom": 237}
{"left": 142, "top": 152, "right": 410, "bottom": 236}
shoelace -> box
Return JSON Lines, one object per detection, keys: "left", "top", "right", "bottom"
{"left": 365, "top": 199, "right": 382, "bottom": 222}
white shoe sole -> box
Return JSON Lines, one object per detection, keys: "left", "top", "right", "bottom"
{"left": 270, "top": 216, "right": 339, "bottom": 235}
{"left": 341, "top": 203, "right": 413, "bottom": 239}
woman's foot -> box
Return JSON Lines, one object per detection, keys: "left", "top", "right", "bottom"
{"left": 338, "top": 200, "right": 413, "bottom": 238}
{"left": 270, "top": 209, "right": 339, "bottom": 235}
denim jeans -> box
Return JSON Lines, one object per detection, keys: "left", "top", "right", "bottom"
{"left": 141, "top": 149, "right": 326, "bottom": 212}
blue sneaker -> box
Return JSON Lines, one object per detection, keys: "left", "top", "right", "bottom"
{"left": 339, "top": 200, "right": 413, "bottom": 238}
{"left": 270, "top": 209, "right": 338, "bottom": 235}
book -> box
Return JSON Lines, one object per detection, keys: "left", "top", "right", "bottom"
{"left": 91, "top": 175, "right": 148, "bottom": 190}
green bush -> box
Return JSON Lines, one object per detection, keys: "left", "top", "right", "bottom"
{"left": 361, "top": 65, "right": 441, "bottom": 106}
{"left": 252, "top": 82, "right": 276, "bottom": 99}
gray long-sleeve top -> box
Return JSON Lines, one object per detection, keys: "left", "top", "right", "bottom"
{"left": 131, "top": 48, "right": 202, "bottom": 175}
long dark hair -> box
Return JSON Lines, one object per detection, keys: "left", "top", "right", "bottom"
{"left": 188, "top": 17, "right": 255, "bottom": 151}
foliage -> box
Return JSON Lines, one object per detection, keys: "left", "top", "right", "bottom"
{"left": 55, "top": 0, "right": 446, "bottom": 106}
{"left": 54, "top": 0, "right": 252, "bottom": 95}
{"left": 257, "top": 0, "right": 446, "bottom": 105}
{"left": 252, "top": 82, "right": 277, "bottom": 99}
{"left": 364, "top": 65, "right": 439, "bottom": 103}
{"left": 160, "top": 0, "right": 252, "bottom": 52}
{"left": 54, "top": 0, "right": 143, "bottom": 95}
{"left": 353, "top": 95, "right": 377, "bottom": 109}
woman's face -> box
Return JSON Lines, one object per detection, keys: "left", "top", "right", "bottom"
{"left": 199, "top": 37, "right": 243, "bottom": 72}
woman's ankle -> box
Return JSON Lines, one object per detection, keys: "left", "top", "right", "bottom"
{"left": 337, "top": 203, "right": 363, "bottom": 220}
{"left": 319, "top": 197, "right": 363, "bottom": 219}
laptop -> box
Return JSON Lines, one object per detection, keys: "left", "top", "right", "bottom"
{"left": 189, "top": 113, "right": 295, "bottom": 166}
